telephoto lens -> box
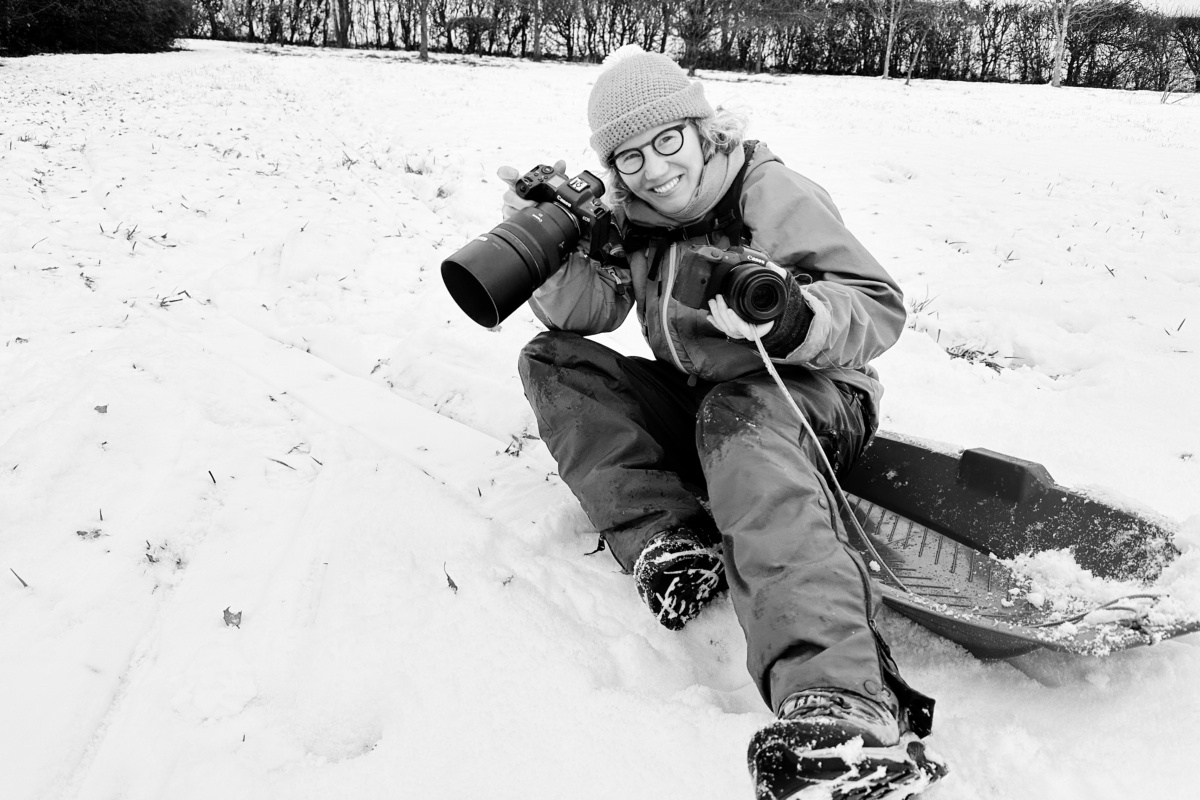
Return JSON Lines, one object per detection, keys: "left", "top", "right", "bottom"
{"left": 440, "top": 203, "right": 580, "bottom": 328}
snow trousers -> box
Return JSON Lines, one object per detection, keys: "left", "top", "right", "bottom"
{"left": 518, "top": 332, "right": 933, "bottom": 732}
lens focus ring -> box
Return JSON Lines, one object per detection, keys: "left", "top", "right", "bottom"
{"left": 726, "top": 266, "right": 788, "bottom": 324}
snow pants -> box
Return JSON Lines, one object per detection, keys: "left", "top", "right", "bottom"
{"left": 518, "top": 332, "right": 933, "bottom": 733}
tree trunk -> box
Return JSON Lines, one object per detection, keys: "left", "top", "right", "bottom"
{"left": 883, "top": 0, "right": 899, "bottom": 78}
{"left": 905, "top": 27, "right": 931, "bottom": 85}
{"left": 289, "top": 0, "right": 301, "bottom": 43}
{"left": 419, "top": 0, "right": 429, "bottom": 59}
{"left": 532, "top": 0, "right": 543, "bottom": 60}
{"left": 334, "top": 0, "right": 351, "bottom": 46}
{"left": 1050, "top": 1, "right": 1071, "bottom": 88}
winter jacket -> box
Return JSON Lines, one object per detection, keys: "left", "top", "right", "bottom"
{"left": 527, "top": 142, "right": 906, "bottom": 420}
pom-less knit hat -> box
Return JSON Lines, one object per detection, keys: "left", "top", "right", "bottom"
{"left": 588, "top": 48, "right": 714, "bottom": 164}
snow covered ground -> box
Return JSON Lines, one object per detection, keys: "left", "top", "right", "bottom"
{"left": 2, "top": 40, "right": 1199, "bottom": 800}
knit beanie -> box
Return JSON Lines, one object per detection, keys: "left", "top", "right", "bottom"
{"left": 588, "top": 47, "right": 714, "bottom": 164}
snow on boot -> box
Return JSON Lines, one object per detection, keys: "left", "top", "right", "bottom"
{"left": 748, "top": 688, "right": 947, "bottom": 800}
{"left": 633, "top": 528, "right": 725, "bottom": 630}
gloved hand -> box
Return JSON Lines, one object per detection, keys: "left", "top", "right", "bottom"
{"left": 497, "top": 160, "right": 566, "bottom": 221}
{"left": 711, "top": 266, "right": 815, "bottom": 358}
{"left": 708, "top": 295, "right": 775, "bottom": 341}
{"left": 706, "top": 257, "right": 789, "bottom": 343}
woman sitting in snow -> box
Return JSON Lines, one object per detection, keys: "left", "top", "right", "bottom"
{"left": 502, "top": 47, "right": 940, "bottom": 798}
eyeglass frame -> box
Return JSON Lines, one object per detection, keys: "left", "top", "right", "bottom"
{"left": 610, "top": 122, "right": 691, "bottom": 176}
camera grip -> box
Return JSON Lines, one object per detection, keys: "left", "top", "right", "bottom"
{"left": 670, "top": 247, "right": 725, "bottom": 310}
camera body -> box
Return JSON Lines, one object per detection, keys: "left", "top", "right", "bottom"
{"left": 673, "top": 244, "right": 790, "bottom": 324}
{"left": 512, "top": 165, "right": 614, "bottom": 262}
{"left": 441, "top": 163, "right": 620, "bottom": 328}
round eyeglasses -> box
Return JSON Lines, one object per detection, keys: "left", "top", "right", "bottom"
{"left": 611, "top": 123, "right": 690, "bottom": 175}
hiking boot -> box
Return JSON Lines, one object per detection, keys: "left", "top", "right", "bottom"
{"left": 633, "top": 528, "right": 725, "bottom": 630}
{"left": 748, "top": 688, "right": 913, "bottom": 800}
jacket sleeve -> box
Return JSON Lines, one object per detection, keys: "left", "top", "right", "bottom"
{"left": 526, "top": 251, "right": 634, "bottom": 334}
{"left": 742, "top": 161, "right": 906, "bottom": 370}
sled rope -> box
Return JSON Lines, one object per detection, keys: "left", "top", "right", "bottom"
{"left": 1028, "top": 592, "right": 1165, "bottom": 628}
{"left": 750, "top": 331, "right": 911, "bottom": 594}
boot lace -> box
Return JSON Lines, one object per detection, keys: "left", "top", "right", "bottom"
{"left": 778, "top": 688, "right": 887, "bottom": 726}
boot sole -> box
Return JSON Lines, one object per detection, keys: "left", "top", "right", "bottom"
{"left": 751, "top": 734, "right": 948, "bottom": 800}
{"left": 635, "top": 543, "right": 725, "bottom": 630}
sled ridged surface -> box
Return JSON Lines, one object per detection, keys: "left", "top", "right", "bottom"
{"left": 841, "top": 432, "right": 1200, "bottom": 659}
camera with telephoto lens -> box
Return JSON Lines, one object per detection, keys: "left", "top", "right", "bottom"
{"left": 441, "top": 164, "right": 617, "bottom": 328}
{"left": 672, "top": 244, "right": 790, "bottom": 324}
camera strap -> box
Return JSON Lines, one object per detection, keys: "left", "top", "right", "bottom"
{"left": 629, "top": 141, "right": 759, "bottom": 282}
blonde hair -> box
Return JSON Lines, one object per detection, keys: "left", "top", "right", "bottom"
{"left": 603, "top": 106, "right": 749, "bottom": 207}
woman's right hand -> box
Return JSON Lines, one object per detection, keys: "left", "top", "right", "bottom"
{"left": 497, "top": 160, "right": 566, "bottom": 221}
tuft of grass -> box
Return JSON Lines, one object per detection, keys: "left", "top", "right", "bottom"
{"left": 946, "top": 343, "right": 1007, "bottom": 373}
{"left": 907, "top": 290, "right": 937, "bottom": 315}
{"left": 403, "top": 153, "right": 437, "bottom": 175}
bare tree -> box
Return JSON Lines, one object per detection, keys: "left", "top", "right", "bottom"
{"left": 1045, "top": 0, "right": 1076, "bottom": 86}
{"left": 879, "top": 0, "right": 909, "bottom": 78}
{"left": 194, "top": 0, "right": 234, "bottom": 38}
{"left": 1043, "top": 0, "right": 1121, "bottom": 87}
{"left": 246, "top": 0, "right": 257, "bottom": 41}
{"left": 735, "top": 0, "right": 819, "bottom": 73}
{"left": 676, "top": 0, "right": 721, "bottom": 75}
{"left": 530, "top": 0, "right": 545, "bottom": 59}
{"left": 1172, "top": 13, "right": 1200, "bottom": 90}
{"left": 424, "top": 0, "right": 433, "bottom": 57}
{"left": 975, "top": 0, "right": 1019, "bottom": 80}
{"left": 333, "top": 0, "right": 352, "bottom": 44}
{"left": 904, "top": 0, "right": 956, "bottom": 84}
{"left": 544, "top": 0, "right": 580, "bottom": 60}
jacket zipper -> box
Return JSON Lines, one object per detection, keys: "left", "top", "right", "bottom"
{"left": 659, "top": 242, "right": 687, "bottom": 374}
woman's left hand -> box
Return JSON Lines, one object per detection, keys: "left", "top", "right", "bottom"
{"left": 707, "top": 295, "right": 774, "bottom": 341}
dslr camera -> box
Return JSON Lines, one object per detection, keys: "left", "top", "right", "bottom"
{"left": 441, "top": 164, "right": 619, "bottom": 328}
{"left": 672, "top": 244, "right": 790, "bottom": 324}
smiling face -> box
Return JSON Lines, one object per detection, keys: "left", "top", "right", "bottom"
{"left": 613, "top": 120, "right": 705, "bottom": 217}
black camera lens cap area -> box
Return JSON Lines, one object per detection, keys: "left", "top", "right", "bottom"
{"left": 732, "top": 269, "right": 789, "bottom": 324}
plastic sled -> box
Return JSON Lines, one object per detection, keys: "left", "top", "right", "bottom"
{"left": 840, "top": 431, "right": 1200, "bottom": 659}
